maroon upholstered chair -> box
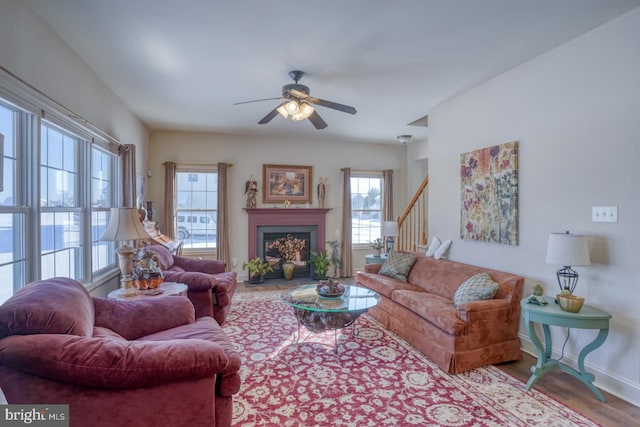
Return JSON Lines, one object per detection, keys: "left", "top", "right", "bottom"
{"left": 0, "top": 277, "right": 241, "bottom": 427}
{"left": 145, "top": 245, "right": 237, "bottom": 324}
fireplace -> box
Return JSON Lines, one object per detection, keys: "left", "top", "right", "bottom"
{"left": 245, "top": 208, "right": 330, "bottom": 280}
{"left": 258, "top": 226, "right": 317, "bottom": 279}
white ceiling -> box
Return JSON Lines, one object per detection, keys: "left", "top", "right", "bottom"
{"left": 24, "top": 0, "right": 640, "bottom": 144}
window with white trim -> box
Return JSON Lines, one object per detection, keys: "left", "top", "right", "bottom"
{"left": 175, "top": 168, "right": 218, "bottom": 251}
{"left": 0, "top": 89, "right": 120, "bottom": 303}
{"left": 351, "top": 174, "right": 383, "bottom": 244}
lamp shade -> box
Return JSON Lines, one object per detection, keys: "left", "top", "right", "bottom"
{"left": 100, "top": 208, "right": 150, "bottom": 242}
{"left": 545, "top": 232, "right": 590, "bottom": 267}
{"left": 382, "top": 221, "right": 399, "bottom": 237}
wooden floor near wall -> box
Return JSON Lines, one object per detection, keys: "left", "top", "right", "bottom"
{"left": 237, "top": 279, "right": 640, "bottom": 427}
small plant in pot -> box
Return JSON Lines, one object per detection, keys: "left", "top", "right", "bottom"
{"left": 369, "top": 238, "right": 384, "bottom": 256}
{"left": 242, "top": 257, "right": 273, "bottom": 284}
{"left": 310, "top": 250, "right": 330, "bottom": 280}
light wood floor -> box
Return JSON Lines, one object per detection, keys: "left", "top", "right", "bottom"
{"left": 237, "top": 280, "right": 640, "bottom": 427}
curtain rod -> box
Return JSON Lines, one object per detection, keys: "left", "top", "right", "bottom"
{"left": 163, "top": 162, "right": 234, "bottom": 167}
{"left": 0, "top": 66, "right": 122, "bottom": 146}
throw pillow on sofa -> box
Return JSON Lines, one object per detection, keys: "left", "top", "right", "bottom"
{"left": 425, "top": 236, "right": 452, "bottom": 259}
{"left": 425, "top": 236, "right": 441, "bottom": 256}
{"left": 378, "top": 250, "right": 417, "bottom": 282}
{"left": 453, "top": 272, "right": 500, "bottom": 308}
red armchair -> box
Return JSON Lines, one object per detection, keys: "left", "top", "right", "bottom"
{"left": 0, "top": 277, "right": 241, "bottom": 427}
{"left": 145, "top": 245, "right": 237, "bottom": 324}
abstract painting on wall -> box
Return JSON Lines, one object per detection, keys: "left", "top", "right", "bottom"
{"left": 460, "top": 141, "right": 519, "bottom": 245}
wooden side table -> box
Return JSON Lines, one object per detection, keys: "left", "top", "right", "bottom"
{"left": 365, "top": 253, "right": 387, "bottom": 264}
{"left": 520, "top": 297, "right": 611, "bottom": 402}
{"left": 108, "top": 282, "right": 188, "bottom": 300}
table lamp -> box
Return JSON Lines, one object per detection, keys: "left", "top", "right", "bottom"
{"left": 545, "top": 231, "right": 590, "bottom": 295}
{"left": 100, "top": 207, "right": 150, "bottom": 297}
{"left": 382, "top": 221, "right": 399, "bottom": 253}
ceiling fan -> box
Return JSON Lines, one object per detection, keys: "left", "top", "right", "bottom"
{"left": 234, "top": 70, "right": 357, "bottom": 129}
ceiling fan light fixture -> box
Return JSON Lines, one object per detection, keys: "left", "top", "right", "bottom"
{"left": 292, "top": 102, "right": 315, "bottom": 121}
{"left": 285, "top": 100, "right": 299, "bottom": 114}
{"left": 276, "top": 104, "right": 289, "bottom": 118}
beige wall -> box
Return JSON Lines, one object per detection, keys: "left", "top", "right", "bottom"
{"left": 418, "top": 8, "right": 640, "bottom": 405}
{"left": 147, "top": 131, "right": 409, "bottom": 273}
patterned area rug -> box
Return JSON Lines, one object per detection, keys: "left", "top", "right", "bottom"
{"left": 224, "top": 290, "right": 600, "bottom": 427}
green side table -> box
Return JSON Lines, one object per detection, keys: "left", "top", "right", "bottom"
{"left": 365, "top": 253, "right": 387, "bottom": 264}
{"left": 520, "top": 297, "right": 611, "bottom": 402}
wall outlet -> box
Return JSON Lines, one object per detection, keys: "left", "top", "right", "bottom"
{"left": 231, "top": 257, "right": 237, "bottom": 267}
{"left": 592, "top": 206, "right": 618, "bottom": 223}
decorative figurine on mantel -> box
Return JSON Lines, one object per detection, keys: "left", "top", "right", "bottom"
{"left": 318, "top": 177, "right": 326, "bottom": 208}
{"left": 244, "top": 176, "right": 258, "bottom": 208}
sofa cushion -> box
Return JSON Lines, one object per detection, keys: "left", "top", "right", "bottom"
{"left": 453, "top": 272, "right": 500, "bottom": 308}
{"left": 0, "top": 277, "right": 94, "bottom": 339}
{"left": 379, "top": 251, "right": 417, "bottom": 282}
{"left": 391, "top": 290, "right": 465, "bottom": 336}
{"left": 356, "top": 272, "right": 423, "bottom": 298}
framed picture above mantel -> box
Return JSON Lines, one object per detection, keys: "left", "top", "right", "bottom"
{"left": 263, "top": 164, "right": 313, "bottom": 204}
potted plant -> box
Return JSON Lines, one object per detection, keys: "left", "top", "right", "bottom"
{"left": 309, "top": 250, "right": 330, "bottom": 280}
{"left": 369, "top": 238, "right": 384, "bottom": 256}
{"left": 242, "top": 257, "right": 273, "bottom": 284}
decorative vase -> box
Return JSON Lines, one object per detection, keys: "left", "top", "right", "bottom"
{"left": 282, "top": 262, "right": 295, "bottom": 281}
{"left": 373, "top": 248, "right": 381, "bottom": 257}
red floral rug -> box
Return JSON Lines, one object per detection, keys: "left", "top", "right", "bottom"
{"left": 225, "top": 290, "right": 599, "bottom": 427}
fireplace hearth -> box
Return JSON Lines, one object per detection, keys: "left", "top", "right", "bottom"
{"left": 245, "top": 208, "right": 330, "bottom": 281}
{"left": 259, "top": 227, "right": 316, "bottom": 279}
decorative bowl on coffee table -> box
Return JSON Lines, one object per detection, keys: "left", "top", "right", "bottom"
{"left": 316, "top": 278, "right": 345, "bottom": 298}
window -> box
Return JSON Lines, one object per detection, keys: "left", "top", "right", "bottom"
{"left": 91, "top": 147, "right": 117, "bottom": 274}
{"left": 351, "top": 174, "right": 383, "bottom": 244}
{"left": 0, "top": 87, "right": 120, "bottom": 303}
{"left": 40, "top": 122, "right": 83, "bottom": 280}
{"left": 175, "top": 169, "right": 218, "bottom": 251}
{"left": 0, "top": 101, "right": 27, "bottom": 303}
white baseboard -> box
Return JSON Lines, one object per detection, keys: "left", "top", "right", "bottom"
{"left": 518, "top": 332, "right": 640, "bottom": 407}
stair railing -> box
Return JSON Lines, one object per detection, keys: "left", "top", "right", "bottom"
{"left": 396, "top": 175, "right": 429, "bottom": 252}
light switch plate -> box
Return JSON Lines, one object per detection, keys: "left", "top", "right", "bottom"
{"left": 592, "top": 206, "right": 618, "bottom": 223}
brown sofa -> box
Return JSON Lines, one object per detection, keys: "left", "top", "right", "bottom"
{"left": 0, "top": 277, "right": 241, "bottom": 427}
{"left": 356, "top": 252, "right": 524, "bottom": 373}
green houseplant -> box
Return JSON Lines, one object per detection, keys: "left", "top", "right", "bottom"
{"left": 369, "top": 238, "right": 384, "bottom": 256}
{"left": 242, "top": 257, "right": 273, "bottom": 284}
{"left": 309, "top": 250, "right": 330, "bottom": 280}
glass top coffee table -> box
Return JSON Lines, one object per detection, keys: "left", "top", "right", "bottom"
{"left": 281, "top": 283, "right": 380, "bottom": 351}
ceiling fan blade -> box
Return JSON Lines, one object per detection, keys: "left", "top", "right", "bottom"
{"left": 288, "top": 88, "right": 310, "bottom": 99}
{"left": 258, "top": 107, "right": 280, "bottom": 124}
{"left": 308, "top": 111, "right": 328, "bottom": 129}
{"left": 307, "top": 97, "right": 357, "bottom": 115}
{"left": 234, "top": 97, "right": 281, "bottom": 106}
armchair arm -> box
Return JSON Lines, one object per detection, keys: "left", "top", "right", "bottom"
{"left": 0, "top": 334, "right": 228, "bottom": 389}
{"left": 163, "top": 271, "right": 215, "bottom": 293}
{"left": 173, "top": 256, "right": 227, "bottom": 274}
{"left": 93, "top": 296, "right": 195, "bottom": 340}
